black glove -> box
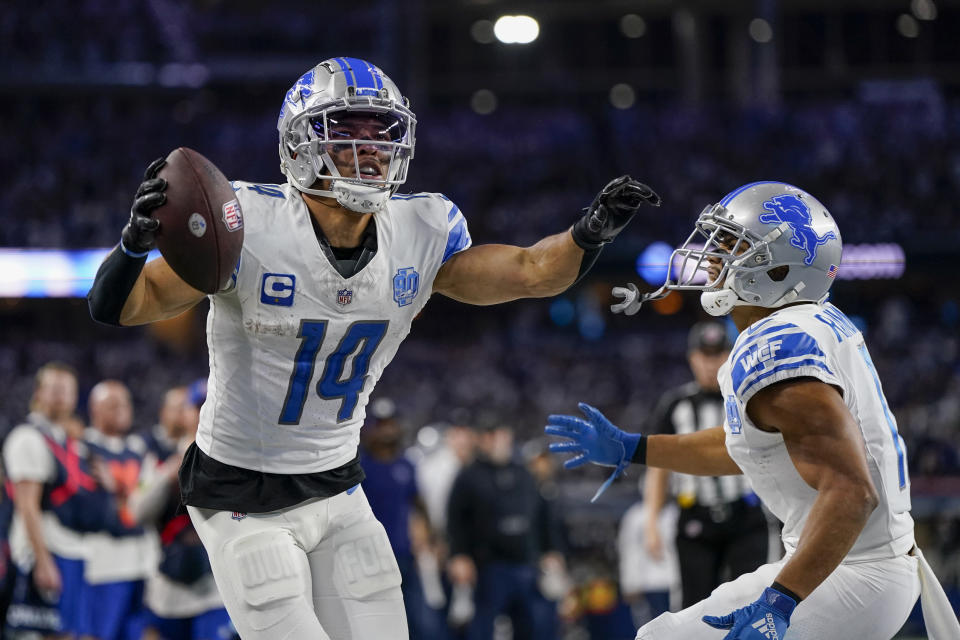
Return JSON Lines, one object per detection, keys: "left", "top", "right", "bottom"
{"left": 120, "top": 157, "right": 167, "bottom": 256}
{"left": 571, "top": 175, "right": 661, "bottom": 250}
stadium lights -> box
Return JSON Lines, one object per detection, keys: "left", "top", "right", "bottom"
{"left": 897, "top": 14, "right": 921, "bottom": 38}
{"left": 0, "top": 242, "right": 909, "bottom": 299}
{"left": 493, "top": 15, "right": 539, "bottom": 44}
{"left": 609, "top": 83, "right": 636, "bottom": 109}
{"left": 911, "top": 0, "right": 938, "bottom": 21}
{"left": 0, "top": 248, "right": 158, "bottom": 298}
{"left": 620, "top": 14, "right": 647, "bottom": 39}
{"left": 748, "top": 18, "right": 773, "bottom": 43}
{"left": 470, "top": 19, "right": 496, "bottom": 44}
{"left": 470, "top": 89, "right": 498, "bottom": 115}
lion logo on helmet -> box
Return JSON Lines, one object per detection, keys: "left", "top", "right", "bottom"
{"left": 758, "top": 194, "right": 836, "bottom": 266}
{"left": 277, "top": 68, "right": 315, "bottom": 126}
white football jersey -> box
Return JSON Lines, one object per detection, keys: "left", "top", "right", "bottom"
{"left": 718, "top": 302, "right": 914, "bottom": 561}
{"left": 196, "top": 183, "right": 471, "bottom": 473}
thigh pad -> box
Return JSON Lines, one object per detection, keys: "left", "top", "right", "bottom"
{"left": 331, "top": 518, "right": 402, "bottom": 600}
{"left": 221, "top": 529, "right": 304, "bottom": 610}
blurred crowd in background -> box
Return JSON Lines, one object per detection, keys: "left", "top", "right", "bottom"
{"left": 2, "top": 96, "right": 958, "bottom": 472}
{"left": 3, "top": 98, "right": 960, "bottom": 251}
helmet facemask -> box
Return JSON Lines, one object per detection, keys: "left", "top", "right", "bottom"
{"left": 278, "top": 59, "right": 417, "bottom": 214}
{"left": 623, "top": 182, "right": 842, "bottom": 317}
{"left": 282, "top": 98, "right": 415, "bottom": 213}
{"left": 642, "top": 204, "right": 801, "bottom": 316}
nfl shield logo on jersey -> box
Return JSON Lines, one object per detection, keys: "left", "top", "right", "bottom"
{"left": 393, "top": 267, "right": 420, "bottom": 307}
{"left": 222, "top": 199, "right": 244, "bottom": 232}
{"left": 231, "top": 512, "right": 247, "bottom": 521}
{"left": 337, "top": 288, "right": 353, "bottom": 306}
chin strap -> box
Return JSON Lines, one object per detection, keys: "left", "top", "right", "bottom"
{"left": 770, "top": 281, "right": 806, "bottom": 307}
{"left": 699, "top": 252, "right": 756, "bottom": 316}
{"left": 320, "top": 153, "right": 390, "bottom": 213}
{"left": 320, "top": 153, "right": 393, "bottom": 213}
{"left": 287, "top": 153, "right": 392, "bottom": 214}
{"left": 332, "top": 182, "right": 390, "bottom": 213}
{"left": 702, "top": 279, "right": 811, "bottom": 316}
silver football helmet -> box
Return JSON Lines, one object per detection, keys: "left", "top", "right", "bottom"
{"left": 613, "top": 181, "right": 842, "bottom": 317}
{"left": 277, "top": 57, "right": 416, "bottom": 213}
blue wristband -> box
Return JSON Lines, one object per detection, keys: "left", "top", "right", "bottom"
{"left": 762, "top": 585, "right": 798, "bottom": 619}
{"left": 120, "top": 239, "right": 150, "bottom": 259}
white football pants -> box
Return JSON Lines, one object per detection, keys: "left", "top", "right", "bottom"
{"left": 188, "top": 487, "right": 407, "bottom": 640}
{"left": 636, "top": 551, "right": 920, "bottom": 639}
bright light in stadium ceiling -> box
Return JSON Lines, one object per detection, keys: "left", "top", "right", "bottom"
{"left": 897, "top": 14, "right": 920, "bottom": 38}
{"left": 470, "top": 89, "right": 498, "bottom": 115}
{"left": 609, "top": 83, "right": 636, "bottom": 109}
{"left": 620, "top": 14, "right": 647, "bottom": 39}
{"left": 911, "top": 0, "right": 938, "bottom": 21}
{"left": 470, "top": 19, "right": 496, "bottom": 44}
{"left": 493, "top": 15, "right": 539, "bottom": 44}
{"left": 749, "top": 18, "right": 773, "bottom": 44}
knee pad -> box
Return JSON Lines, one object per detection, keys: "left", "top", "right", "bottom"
{"left": 331, "top": 518, "right": 402, "bottom": 600}
{"left": 219, "top": 529, "right": 307, "bottom": 631}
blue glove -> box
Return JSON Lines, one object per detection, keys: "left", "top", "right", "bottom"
{"left": 544, "top": 403, "right": 643, "bottom": 502}
{"left": 701, "top": 586, "right": 796, "bottom": 640}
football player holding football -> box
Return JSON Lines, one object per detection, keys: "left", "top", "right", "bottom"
{"left": 88, "top": 57, "right": 660, "bottom": 639}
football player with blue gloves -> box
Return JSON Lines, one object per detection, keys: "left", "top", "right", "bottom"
{"left": 545, "top": 402, "right": 645, "bottom": 503}
{"left": 547, "top": 182, "right": 960, "bottom": 640}
{"left": 547, "top": 403, "right": 800, "bottom": 640}
{"left": 700, "top": 586, "right": 795, "bottom": 639}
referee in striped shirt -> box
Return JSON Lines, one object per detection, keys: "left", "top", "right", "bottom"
{"left": 642, "top": 321, "right": 772, "bottom": 608}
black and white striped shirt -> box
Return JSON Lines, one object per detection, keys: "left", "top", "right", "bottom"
{"left": 647, "top": 382, "right": 753, "bottom": 507}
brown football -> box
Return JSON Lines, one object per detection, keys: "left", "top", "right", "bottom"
{"left": 153, "top": 147, "right": 244, "bottom": 294}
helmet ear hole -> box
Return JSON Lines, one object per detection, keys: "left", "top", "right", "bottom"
{"left": 767, "top": 265, "right": 790, "bottom": 282}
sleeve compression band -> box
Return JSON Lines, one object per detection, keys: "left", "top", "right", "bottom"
{"left": 87, "top": 245, "right": 146, "bottom": 326}
{"left": 630, "top": 435, "right": 648, "bottom": 465}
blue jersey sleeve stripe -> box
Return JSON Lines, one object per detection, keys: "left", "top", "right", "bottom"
{"left": 743, "top": 322, "right": 799, "bottom": 339}
{"left": 731, "top": 327, "right": 807, "bottom": 371}
{"left": 443, "top": 218, "right": 472, "bottom": 263}
{"left": 732, "top": 353, "right": 832, "bottom": 393}
{"left": 447, "top": 204, "right": 460, "bottom": 223}
{"left": 739, "top": 360, "right": 835, "bottom": 398}
{"left": 732, "top": 354, "right": 833, "bottom": 393}
{"left": 732, "top": 323, "right": 800, "bottom": 361}
{"left": 731, "top": 332, "right": 828, "bottom": 391}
